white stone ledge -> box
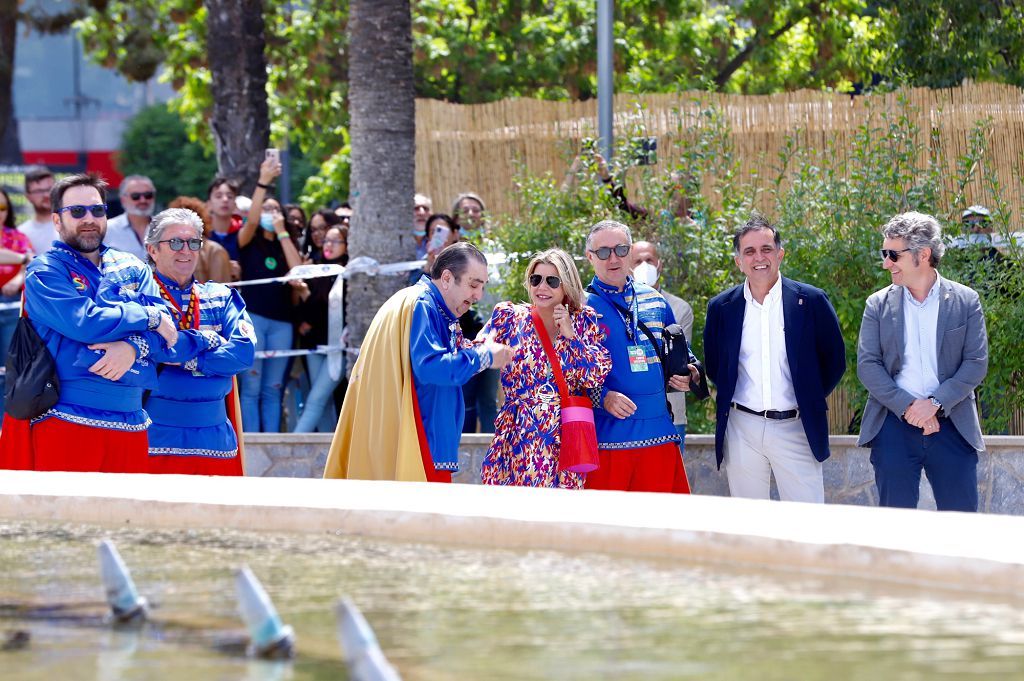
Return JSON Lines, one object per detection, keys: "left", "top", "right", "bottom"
{"left": 1, "top": 471, "right": 1022, "bottom": 600}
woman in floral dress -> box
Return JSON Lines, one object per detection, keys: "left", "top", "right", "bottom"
{"left": 481, "top": 248, "right": 611, "bottom": 489}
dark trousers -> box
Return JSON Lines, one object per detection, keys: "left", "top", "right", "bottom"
{"left": 870, "top": 412, "right": 978, "bottom": 512}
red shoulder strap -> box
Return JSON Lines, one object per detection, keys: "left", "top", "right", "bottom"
{"left": 530, "top": 306, "right": 569, "bottom": 399}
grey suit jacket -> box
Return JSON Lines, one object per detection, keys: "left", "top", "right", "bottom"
{"left": 856, "top": 275, "right": 988, "bottom": 451}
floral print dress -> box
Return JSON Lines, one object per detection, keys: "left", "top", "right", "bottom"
{"left": 481, "top": 302, "right": 611, "bottom": 489}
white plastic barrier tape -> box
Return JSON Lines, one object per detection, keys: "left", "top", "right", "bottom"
{"left": 227, "top": 252, "right": 507, "bottom": 287}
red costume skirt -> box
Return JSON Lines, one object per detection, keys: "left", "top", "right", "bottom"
{"left": 584, "top": 442, "right": 690, "bottom": 494}
{"left": 31, "top": 417, "right": 149, "bottom": 473}
{"left": 0, "top": 414, "right": 33, "bottom": 470}
{"left": 148, "top": 452, "right": 243, "bottom": 476}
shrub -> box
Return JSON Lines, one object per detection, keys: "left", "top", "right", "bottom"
{"left": 489, "top": 98, "right": 1023, "bottom": 434}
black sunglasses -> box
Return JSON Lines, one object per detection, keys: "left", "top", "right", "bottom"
{"left": 58, "top": 204, "right": 107, "bottom": 219}
{"left": 130, "top": 191, "right": 155, "bottom": 201}
{"left": 589, "top": 244, "right": 631, "bottom": 260}
{"left": 158, "top": 237, "right": 204, "bottom": 252}
{"left": 880, "top": 248, "right": 913, "bottom": 262}
{"left": 529, "top": 274, "right": 562, "bottom": 288}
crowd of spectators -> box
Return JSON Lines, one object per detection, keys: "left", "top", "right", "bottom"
{"left": 0, "top": 162, "right": 495, "bottom": 435}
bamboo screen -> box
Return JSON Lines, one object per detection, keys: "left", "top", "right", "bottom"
{"left": 416, "top": 82, "right": 1024, "bottom": 435}
{"left": 415, "top": 81, "right": 1024, "bottom": 219}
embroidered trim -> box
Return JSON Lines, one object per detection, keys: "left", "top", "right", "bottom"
{"left": 199, "top": 329, "right": 224, "bottom": 350}
{"left": 34, "top": 409, "right": 151, "bottom": 432}
{"left": 598, "top": 434, "right": 680, "bottom": 450}
{"left": 146, "top": 308, "right": 162, "bottom": 330}
{"left": 435, "top": 460, "right": 459, "bottom": 471}
{"left": 183, "top": 357, "right": 199, "bottom": 372}
{"left": 475, "top": 345, "right": 492, "bottom": 373}
{"left": 149, "top": 447, "right": 238, "bottom": 459}
{"left": 127, "top": 334, "right": 150, "bottom": 359}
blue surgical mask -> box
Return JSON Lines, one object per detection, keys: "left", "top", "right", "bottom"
{"left": 260, "top": 213, "right": 275, "bottom": 231}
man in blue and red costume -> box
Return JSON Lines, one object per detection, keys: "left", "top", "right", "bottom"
{"left": 584, "top": 220, "right": 698, "bottom": 493}
{"left": 324, "top": 242, "right": 512, "bottom": 482}
{"left": 141, "top": 207, "right": 255, "bottom": 475}
{"left": 0, "top": 174, "right": 209, "bottom": 472}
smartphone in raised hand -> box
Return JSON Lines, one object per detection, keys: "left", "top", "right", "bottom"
{"left": 265, "top": 148, "right": 280, "bottom": 164}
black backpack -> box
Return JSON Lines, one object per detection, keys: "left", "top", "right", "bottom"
{"left": 5, "top": 312, "right": 60, "bottom": 420}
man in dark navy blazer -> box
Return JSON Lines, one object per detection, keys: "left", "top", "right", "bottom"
{"left": 704, "top": 215, "right": 846, "bottom": 502}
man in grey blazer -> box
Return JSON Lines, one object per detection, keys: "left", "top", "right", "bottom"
{"left": 857, "top": 212, "right": 988, "bottom": 511}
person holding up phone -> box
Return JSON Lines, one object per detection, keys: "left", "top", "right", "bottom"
{"left": 561, "top": 142, "right": 649, "bottom": 223}
{"left": 407, "top": 213, "right": 459, "bottom": 285}
{"left": 235, "top": 151, "right": 304, "bottom": 432}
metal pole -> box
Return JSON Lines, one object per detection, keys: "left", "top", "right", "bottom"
{"left": 596, "top": 0, "right": 614, "bottom": 162}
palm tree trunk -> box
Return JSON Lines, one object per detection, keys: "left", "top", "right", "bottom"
{"left": 205, "top": 0, "right": 270, "bottom": 192}
{"left": 0, "top": 0, "right": 22, "bottom": 164}
{"left": 346, "top": 0, "right": 415, "bottom": 346}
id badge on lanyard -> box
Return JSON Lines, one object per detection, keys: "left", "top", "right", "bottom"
{"left": 627, "top": 345, "right": 648, "bottom": 372}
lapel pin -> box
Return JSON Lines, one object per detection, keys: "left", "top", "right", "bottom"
{"left": 798, "top": 299, "right": 804, "bottom": 306}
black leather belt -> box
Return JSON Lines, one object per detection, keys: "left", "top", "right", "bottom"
{"left": 732, "top": 402, "right": 799, "bottom": 420}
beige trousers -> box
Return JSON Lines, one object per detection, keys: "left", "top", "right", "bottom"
{"left": 723, "top": 406, "right": 824, "bottom": 503}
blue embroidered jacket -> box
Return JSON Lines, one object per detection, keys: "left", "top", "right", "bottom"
{"left": 586, "top": 276, "right": 679, "bottom": 450}
{"left": 409, "top": 279, "right": 491, "bottom": 471}
{"left": 24, "top": 243, "right": 205, "bottom": 431}
{"left": 145, "top": 272, "right": 256, "bottom": 458}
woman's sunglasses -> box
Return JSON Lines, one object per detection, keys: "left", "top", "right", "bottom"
{"left": 529, "top": 274, "right": 561, "bottom": 288}
{"left": 589, "top": 244, "right": 631, "bottom": 260}
{"left": 157, "top": 237, "right": 204, "bottom": 252}
{"left": 58, "top": 204, "right": 107, "bottom": 219}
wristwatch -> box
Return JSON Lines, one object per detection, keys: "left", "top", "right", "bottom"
{"left": 928, "top": 396, "right": 943, "bottom": 415}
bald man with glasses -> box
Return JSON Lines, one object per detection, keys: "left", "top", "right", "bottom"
{"left": 858, "top": 211, "right": 988, "bottom": 512}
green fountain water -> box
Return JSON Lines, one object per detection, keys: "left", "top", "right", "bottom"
{"left": 2, "top": 521, "right": 1023, "bottom": 680}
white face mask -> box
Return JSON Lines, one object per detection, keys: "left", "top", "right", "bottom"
{"left": 632, "top": 261, "right": 659, "bottom": 287}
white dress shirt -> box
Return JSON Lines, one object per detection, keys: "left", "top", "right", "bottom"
{"left": 733, "top": 276, "right": 798, "bottom": 411}
{"left": 102, "top": 213, "right": 148, "bottom": 261}
{"left": 895, "top": 272, "right": 942, "bottom": 399}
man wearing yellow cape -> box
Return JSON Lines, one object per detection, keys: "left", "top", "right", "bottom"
{"left": 324, "top": 243, "right": 511, "bottom": 482}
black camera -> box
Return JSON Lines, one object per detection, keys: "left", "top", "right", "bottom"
{"left": 630, "top": 136, "right": 657, "bottom": 166}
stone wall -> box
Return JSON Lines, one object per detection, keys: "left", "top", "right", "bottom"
{"left": 243, "top": 433, "right": 1024, "bottom": 515}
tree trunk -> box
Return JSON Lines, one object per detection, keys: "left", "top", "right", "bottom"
{"left": 346, "top": 0, "right": 415, "bottom": 346}
{"left": 205, "top": 0, "right": 269, "bottom": 192}
{"left": 0, "top": 0, "right": 23, "bottom": 164}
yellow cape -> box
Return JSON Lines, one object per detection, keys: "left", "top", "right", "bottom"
{"left": 323, "top": 285, "right": 427, "bottom": 481}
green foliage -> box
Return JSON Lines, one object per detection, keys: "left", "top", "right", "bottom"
{"left": 878, "top": 1, "right": 1024, "bottom": 89}
{"left": 118, "top": 103, "right": 217, "bottom": 201}
{"left": 489, "top": 99, "right": 1024, "bottom": 434}
{"left": 77, "top": 0, "right": 1024, "bottom": 217}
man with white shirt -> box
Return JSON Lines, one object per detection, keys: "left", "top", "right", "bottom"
{"left": 17, "top": 166, "right": 57, "bottom": 255}
{"left": 857, "top": 212, "right": 988, "bottom": 511}
{"left": 704, "top": 215, "right": 846, "bottom": 503}
{"left": 103, "top": 175, "right": 156, "bottom": 260}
